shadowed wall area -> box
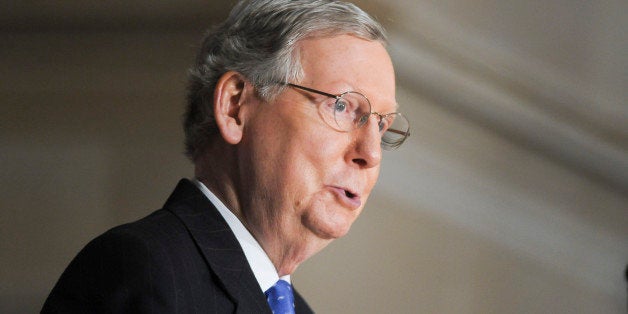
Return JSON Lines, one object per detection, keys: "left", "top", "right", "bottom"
{"left": 1, "top": 1, "right": 626, "bottom": 313}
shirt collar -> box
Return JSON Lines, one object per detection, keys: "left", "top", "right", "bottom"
{"left": 192, "top": 178, "right": 290, "bottom": 292}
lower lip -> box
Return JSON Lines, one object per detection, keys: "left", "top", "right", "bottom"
{"left": 329, "top": 187, "right": 362, "bottom": 210}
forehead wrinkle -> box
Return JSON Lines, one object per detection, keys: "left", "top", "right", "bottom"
{"left": 297, "top": 35, "right": 396, "bottom": 111}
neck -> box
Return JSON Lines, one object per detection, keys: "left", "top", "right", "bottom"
{"left": 194, "top": 143, "right": 242, "bottom": 219}
{"left": 194, "top": 143, "right": 321, "bottom": 277}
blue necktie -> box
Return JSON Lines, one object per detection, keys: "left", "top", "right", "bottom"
{"left": 265, "top": 279, "right": 295, "bottom": 314}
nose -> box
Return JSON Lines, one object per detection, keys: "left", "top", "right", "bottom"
{"left": 349, "top": 115, "right": 382, "bottom": 168}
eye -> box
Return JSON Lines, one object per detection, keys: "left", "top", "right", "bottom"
{"left": 334, "top": 99, "right": 347, "bottom": 113}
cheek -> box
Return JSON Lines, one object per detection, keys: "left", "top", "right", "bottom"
{"left": 281, "top": 127, "right": 347, "bottom": 192}
{"left": 246, "top": 103, "right": 362, "bottom": 236}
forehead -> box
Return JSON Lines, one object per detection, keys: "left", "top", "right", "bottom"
{"left": 296, "top": 35, "right": 397, "bottom": 112}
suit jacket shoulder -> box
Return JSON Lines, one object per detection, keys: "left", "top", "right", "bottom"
{"left": 42, "top": 179, "right": 314, "bottom": 313}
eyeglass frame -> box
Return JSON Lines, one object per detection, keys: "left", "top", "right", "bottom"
{"left": 282, "top": 82, "right": 410, "bottom": 149}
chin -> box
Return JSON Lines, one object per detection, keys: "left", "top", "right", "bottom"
{"left": 302, "top": 212, "right": 355, "bottom": 240}
{"left": 298, "top": 192, "right": 362, "bottom": 243}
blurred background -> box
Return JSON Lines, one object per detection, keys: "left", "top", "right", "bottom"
{"left": 1, "top": 0, "right": 626, "bottom": 313}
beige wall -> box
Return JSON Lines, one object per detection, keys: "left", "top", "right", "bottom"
{"left": 1, "top": 30, "right": 195, "bottom": 312}
{"left": 1, "top": 1, "right": 626, "bottom": 313}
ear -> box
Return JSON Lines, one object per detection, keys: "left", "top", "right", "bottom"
{"left": 213, "top": 71, "right": 250, "bottom": 145}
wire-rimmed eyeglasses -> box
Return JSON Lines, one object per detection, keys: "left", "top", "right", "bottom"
{"left": 284, "top": 83, "right": 410, "bottom": 150}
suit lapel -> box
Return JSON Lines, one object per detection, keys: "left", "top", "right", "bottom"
{"left": 163, "top": 179, "right": 272, "bottom": 314}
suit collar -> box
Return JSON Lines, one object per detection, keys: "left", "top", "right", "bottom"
{"left": 192, "top": 179, "right": 288, "bottom": 292}
{"left": 163, "top": 179, "right": 272, "bottom": 314}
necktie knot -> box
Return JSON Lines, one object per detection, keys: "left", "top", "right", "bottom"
{"left": 265, "top": 279, "right": 295, "bottom": 314}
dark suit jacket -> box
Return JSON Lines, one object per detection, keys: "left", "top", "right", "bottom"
{"left": 42, "top": 179, "right": 314, "bottom": 313}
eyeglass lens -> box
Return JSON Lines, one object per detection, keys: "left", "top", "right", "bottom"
{"left": 330, "top": 93, "right": 409, "bottom": 150}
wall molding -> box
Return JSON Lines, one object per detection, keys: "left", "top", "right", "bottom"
{"left": 385, "top": 1, "right": 627, "bottom": 194}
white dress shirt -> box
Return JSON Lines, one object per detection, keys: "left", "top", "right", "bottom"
{"left": 193, "top": 179, "right": 290, "bottom": 292}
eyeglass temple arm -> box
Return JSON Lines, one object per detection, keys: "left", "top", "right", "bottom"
{"left": 386, "top": 128, "right": 410, "bottom": 136}
{"left": 285, "top": 83, "right": 339, "bottom": 99}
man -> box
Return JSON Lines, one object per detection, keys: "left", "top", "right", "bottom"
{"left": 42, "top": 0, "right": 410, "bottom": 313}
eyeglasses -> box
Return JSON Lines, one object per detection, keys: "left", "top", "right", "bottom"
{"left": 285, "top": 83, "right": 410, "bottom": 150}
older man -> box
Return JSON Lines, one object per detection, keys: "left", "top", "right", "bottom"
{"left": 42, "top": 0, "right": 409, "bottom": 313}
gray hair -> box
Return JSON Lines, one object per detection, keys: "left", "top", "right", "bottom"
{"left": 184, "top": 0, "right": 387, "bottom": 160}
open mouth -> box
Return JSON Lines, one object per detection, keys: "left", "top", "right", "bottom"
{"left": 329, "top": 186, "right": 361, "bottom": 209}
{"left": 344, "top": 190, "right": 357, "bottom": 199}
